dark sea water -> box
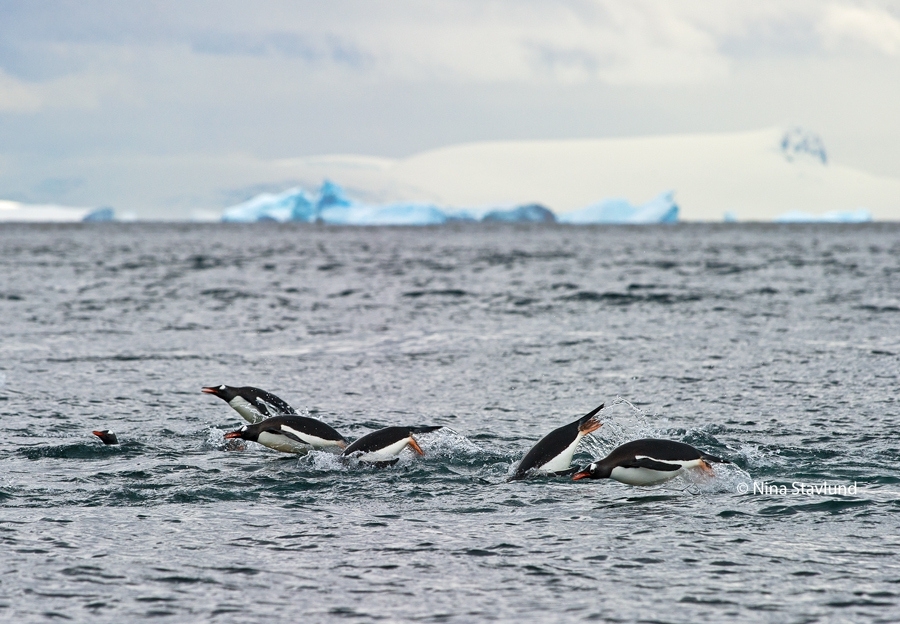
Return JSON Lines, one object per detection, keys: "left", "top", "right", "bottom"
{"left": 1, "top": 223, "right": 899, "bottom": 623}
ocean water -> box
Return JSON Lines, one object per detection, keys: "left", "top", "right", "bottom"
{"left": 1, "top": 223, "right": 899, "bottom": 623}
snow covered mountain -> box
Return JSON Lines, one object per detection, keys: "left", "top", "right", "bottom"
{"left": 267, "top": 127, "right": 898, "bottom": 222}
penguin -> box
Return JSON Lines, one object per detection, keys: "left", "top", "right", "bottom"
{"left": 92, "top": 430, "right": 119, "bottom": 445}
{"left": 572, "top": 439, "right": 729, "bottom": 486}
{"left": 510, "top": 404, "right": 604, "bottom": 480}
{"left": 223, "top": 415, "right": 348, "bottom": 454}
{"left": 341, "top": 426, "right": 442, "bottom": 466}
{"left": 202, "top": 385, "right": 296, "bottom": 423}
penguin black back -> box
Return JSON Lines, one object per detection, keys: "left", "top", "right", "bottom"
{"left": 342, "top": 426, "right": 442, "bottom": 456}
{"left": 225, "top": 415, "right": 348, "bottom": 447}
{"left": 603, "top": 439, "right": 727, "bottom": 466}
{"left": 202, "top": 384, "right": 297, "bottom": 422}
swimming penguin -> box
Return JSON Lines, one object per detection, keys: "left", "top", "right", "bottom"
{"left": 510, "top": 404, "right": 604, "bottom": 480}
{"left": 92, "top": 430, "right": 119, "bottom": 445}
{"left": 223, "top": 415, "right": 348, "bottom": 454}
{"left": 572, "top": 439, "right": 729, "bottom": 486}
{"left": 341, "top": 426, "right": 442, "bottom": 466}
{"left": 202, "top": 385, "right": 296, "bottom": 423}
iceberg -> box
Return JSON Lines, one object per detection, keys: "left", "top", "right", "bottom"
{"left": 773, "top": 209, "right": 872, "bottom": 223}
{"left": 481, "top": 204, "right": 556, "bottom": 223}
{"left": 219, "top": 180, "right": 676, "bottom": 226}
{"left": 220, "top": 180, "right": 562, "bottom": 225}
{"left": 222, "top": 187, "right": 314, "bottom": 223}
{"left": 82, "top": 207, "right": 115, "bottom": 222}
{"left": 320, "top": 202, "right": 448, "bottom": 226}
{"left": 558, "top": 191, "right": 678, "bottom": 224}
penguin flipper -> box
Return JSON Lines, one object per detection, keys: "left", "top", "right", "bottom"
{"left": 621, "top": 457, "right": 682, "bottom": 472}
{"left": 700, "top": 452, "right": 730, "bottom": 464}
{"left": 266, "top": 427, "right": 305, "bottom": 444}
{"left": 371, "top": 459, "right": 400, "bottom": 469}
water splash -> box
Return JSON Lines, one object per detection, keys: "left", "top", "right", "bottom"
{"left": 415, "top": 427, "right": 486, "bottom": 462}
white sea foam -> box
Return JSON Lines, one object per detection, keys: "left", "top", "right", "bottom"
{"left": 415, "top": 427, "right": 484, "bottom": 460}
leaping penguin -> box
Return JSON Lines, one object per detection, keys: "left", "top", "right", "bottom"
{"left": 341, "top": 426, "right": 442, "bottom": 467}
{"left": 202, "top": 385, "right": 296, "bottom": 423}
{"left": 223, "top": 415, "right": 348, "bottom": 454}
{"left": 572, "top": 439, "right": 729, "bottom": 486}
{"left": 510, "top": 404, "right": 604, "bottom": 480}
{"left": 92, "top": 430, "right": 119, "bottom": 445}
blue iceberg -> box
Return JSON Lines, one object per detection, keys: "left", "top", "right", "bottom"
{"left": 481, "top": 204, "right": 556, "bottom": 223}
{"left": 558, "top": 191, "right": 678, "bottom": 224}
{"left": 774, "top": 209, "right": 872, "bottom": 223}
{"left": 82, "top": 207, "right": 115, "bottom": 222}
{"left": 320, "top": 202, "right": 449, "bottom": 226}
{"left": 220, "top": 181, "right": 677, "bottom": 226}
{"left": 221, "top": 181, "right": 561, "bottom": 225}
{"left": 222, "top": 187, "right": 315, "bottom": 223}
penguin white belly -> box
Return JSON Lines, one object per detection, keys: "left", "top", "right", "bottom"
{"left": 610, "top": 465, "right": 683, "bottom": 486}
{"left": 229, "top": 397, "right": 265, "bottom": 423}
{"left": 356, "top": 437, "right": 410, "bottom": 462}
{"left": 256, "top": 431, "right": 310, "bottom": 454}
{"left": 279, "top": 425, "right": 342, "bottom": 451}
{"left": 538, "top": 433, "right": 584, "bottom": 474}
{"left": 609, "top": 458, "right": 705, "bottom": 485}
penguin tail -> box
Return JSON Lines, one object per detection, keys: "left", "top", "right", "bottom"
{"left": 700, "top": 452, "right": 729, "bottom": 464}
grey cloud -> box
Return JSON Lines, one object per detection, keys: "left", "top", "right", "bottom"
{"left": 718, "top": 15, "right": 822, "bottom": 59}
{"left": 191, "top": 31, "right": 370, "bottom": 68}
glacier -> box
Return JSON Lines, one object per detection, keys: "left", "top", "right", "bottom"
{"left": 219, "top": 181, "right": 680, "bottom": 225}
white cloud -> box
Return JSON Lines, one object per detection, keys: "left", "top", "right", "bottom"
{"left": 0, "top": 65, "right": 123, "bottom": 113}
{"left": 819, "top": 4, "right": 900, "bottom": 55}
{"left": 315, "top": 1, "right": 730, "bottom": 85}
{"left": 0, "top": 70, "right": 43, "bottom": 112}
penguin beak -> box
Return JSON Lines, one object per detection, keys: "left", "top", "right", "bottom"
{"left": 201, "top": 387, "right": 219, "bottom": 395}
{"left": 92, "top": 430, "right": 105, "bottom": 437}
{"left": 408, "top": 437, "right": 425, "bottom": 456}
{"left": 223, "top": 431, "right": 242, "bottom": 439}
{"left": 572, "top": 469, "right": 592, "bottom": 481}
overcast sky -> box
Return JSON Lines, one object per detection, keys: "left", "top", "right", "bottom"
{"left": 2, "top": 0, "right": 900, "bottom": 211}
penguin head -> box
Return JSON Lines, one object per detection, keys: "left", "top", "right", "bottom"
{"left": 202, "top": 385, "right": 239, "bottom": 402}
{"left": 92, "top": 430, "right": 119, "bottom": 445}
{"left": 223, "top": 424, "right": 253, "bottom": 441}
{"left": 572, "top": 462, "right": 610, "bottom": 481}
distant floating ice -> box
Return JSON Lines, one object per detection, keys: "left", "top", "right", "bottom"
{"left": 0, "top": 200, "right": 115, "bottom": 222}
{"left": 557, "top": 191, "right": 678, "bottom": 224}
{"left": 220, "top": 181, "right": 678, "bottom": 225}
{"left": 774, "top": 209, "right": 872, "bottom": 223}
